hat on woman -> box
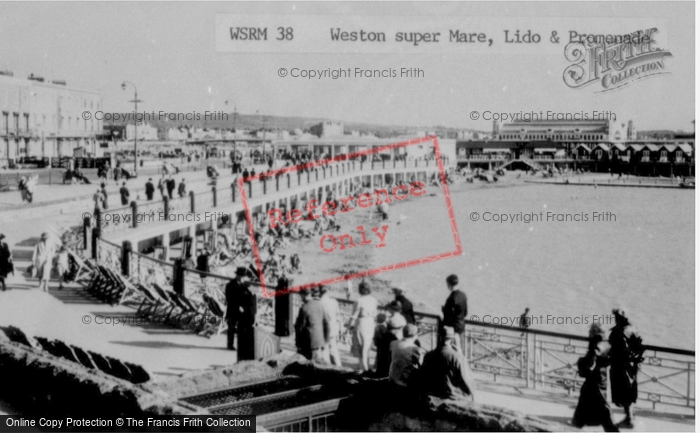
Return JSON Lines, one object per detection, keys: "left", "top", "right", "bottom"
{"left": 40, "top": 232, "right": 49, "bottom": 239}
{"left": 0, "top": 234, "right": 5, "bottom": 240}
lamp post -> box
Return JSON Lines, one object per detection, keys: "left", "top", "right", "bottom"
{"left": 225, "top": 99, "right": 237, "bottom": 160}
{"left": 121, "top": 81, "right": 142, "bottom": 175}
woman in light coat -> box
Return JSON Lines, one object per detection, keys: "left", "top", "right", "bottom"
{"left": 32, "top": 232, "right": 56, "bottom": 292}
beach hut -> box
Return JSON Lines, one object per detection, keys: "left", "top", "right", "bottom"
{"left": 573, "top": 143, "right": 590, "bottom": 160}
{"left": 590, "top": 143, "right": 611, "bottom": 161}
{"left": 677, "top": 143, "right": 694, "bottom": 162}
{"left": 611, "top": 143, "right": 629, "bottom": 161}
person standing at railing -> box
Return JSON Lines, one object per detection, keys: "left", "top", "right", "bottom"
{"left": 224, "top": 267, "right": 255, "bottom": 352}
{"left": 319, "top": 285, "right": 342, "bottom": 367}
{"left": 415, "top": 326, "right": 477, "bottom": 402}
{"left": 294, "top": 287, "right": 330, "bottom": 364}
{"left": 609, "top": 308, "right": 644, "bottom": 429}
{"left": 571, "top": 324, "right": 618, "bottom": 432}
{"left": 348, "top": 281, "right": 378, "bottom": 373}
{"left": 391, "top": 287, "right": 416, "bottom": 325}
{"left": 441, "top": 274, "right": 467, "bottom": 352}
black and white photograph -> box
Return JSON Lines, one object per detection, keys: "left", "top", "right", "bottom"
{"left": 0, "top": 2, "right": 695, "bottom": 432}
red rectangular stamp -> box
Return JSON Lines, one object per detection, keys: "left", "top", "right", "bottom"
{"left": 239, "top": 136, "right": 462, "bottom": 298}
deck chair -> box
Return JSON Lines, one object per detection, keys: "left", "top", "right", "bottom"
{"left": 118, "top": 275, "right": 142, "bottom": 306}
{"left": 152, "top": 284, "right": 179, "bottom": 322}
{"left": 198, "top": 294, "right": 228, "bottom": 338}
{"left": 167, "top": 291, "right": 205, "bottom": 329}
{"left": 135, "top": 284, "right": 162, "bottom": 318}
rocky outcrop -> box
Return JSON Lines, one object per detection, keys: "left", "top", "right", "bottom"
{"left": 283, "top": 360, "right": 571, "bottom": 432}
{"left": 153, "top": 352, "right": 310, "bottom": 398}
{"left": 0, "top": 340, "right": 202, "bottom": 417}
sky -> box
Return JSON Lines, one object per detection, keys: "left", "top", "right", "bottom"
{"left": 0, "top": 2, "right": 694, "bottom": 132}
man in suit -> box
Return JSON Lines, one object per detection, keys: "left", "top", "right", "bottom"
{"left": 166, "top": 175, "right": 176, "bottom": 199}
{"left": 441, "top": 274, "right": 467, "bottom": 352}
{"left": 145, "top": 178, "right": 155, "bottom": 201}
{"left": 295, "top": 287, "right": 330, "bottom": 364}
{"left": 178, "top": 178, "right": 187, "bottom": 198}
{"left": 119, "top": 182, "right": 130, "bottom": 206}
{"left": 225, "top": 267, "right": 257, "bottom": 353}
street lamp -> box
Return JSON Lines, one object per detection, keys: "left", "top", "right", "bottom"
{"left": 121, "top": 81, "right": 142, "bottom": 175}
{"left": 225, "top": 99, "right": 237, "bottom": 159}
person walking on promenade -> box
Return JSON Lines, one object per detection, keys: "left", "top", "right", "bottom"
{"left": 389, "top": 324, "right": 426, "bottom": 389}
{"left": 348, "top": 281, "right": 378, "bottom": 373}
{"left": 145, "top": 178, "right": 155, "bottom": 201}
{"left": 294, "top": 287, "right": 330, "bottom": 363}
{"left": 392, "top": 286, "right": 416, "bottom": 325}
{"left": 519, "top": 307, "right": 530, "bottom": 336}
{"left": 100, "top": 182, "right": 109, "bottom": 210}
{"left": 166, "top": 175, "right": 176, "bottom": 199}
{"left": 93, "top": 188, "right": 105, "bottom": 213}
{"left": 416, "top": 326, "right": 477, "bottom": 402}
{"left": 224, "top": 267, "right": 255, "bottom": 351}
{"left": 609, "top": 308, "right": 644, "bottom": 429}
{"left": 119, "top": 182, "right": 130, "bottom": 206}
{"left": 157, "top": 174, "right": 167, "bottom": 199}
{"left": 0, "top": 234, "right": 13, "bottom": 292}
{"left": 319, "top": 285, "right": 343, "bottom": 367}
{"left": 441, "top": 274, "right": 467, "bottom": 352}
{"left": 572, "top": 324, "right": 618, "bottom": 432}
{"left": 178, "top": 178, "right": 187, "bottom": 198}
{"left": 32, "top": 232, "right": 56, "bottom": 292}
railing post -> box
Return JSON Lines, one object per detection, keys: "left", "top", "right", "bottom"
{"left": 173, "top": 258, "right": 185, "bottom": 295}
{"left": 287, "top": 173, "right": 291, "bottom": 188}
{"left": 415, "top": 159, "right": 418, "bottom": 167}
{"left": 163, "top": 196, "right": 169, "bottom": 221}
{"left": 274, "top": 276, "right": 293, "bottom": 337}
{"left": 131, "top": 201, "right": 138, "bottom": 228}
{"left": 371, "top": 160, "right": 374, "bottom": 170}
{"left": 91, "top": 227, "right": 99, "bottom": 260}
{"left": 212, "top": 186, "right": 217, "bottom": 207}
{"left": 383, "top": 160, "right": 386, "bottom": 169}
{"left": 248, "top": 180, "right": 253, "bottom": 198}
{"left": 315, "top": 169, "right": 319, "bottom": 181}
{"left": 404, "top": 159, "right": 407, "bottom": 168}
{"left": 231, "top": 181, "right": 237, "bottom": 202}
{"left": 276, "top": 175, "right": 279, "bottom": 192}
{"left": 298, "top": 172, "right": 301, "bottom": 186}
{"left": 263, "top": 178, "right": 267, "bottom": 195}
{"left": 307, "top": 170, "right": 310, "bottom": 183}
{"left": 189, "top": 191, "right": 195, "bottom": 213}
{"left": 94, "top": 209, "right": 103, "bottom": 238}
{"left": 360, "top": 161, "right": 363, "bottom": 171}
{"left": 82, "top": 216, "right": 90, "bottom": 250}
{"left": 121, "top": 241, "right": 132, "bottom": 276}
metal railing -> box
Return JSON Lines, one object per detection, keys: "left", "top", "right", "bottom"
{"left": 92, "top": 156, "right": 447, "bottom": 234}
{"left": 86, "top": 223, "right": 694, "bottom": 415}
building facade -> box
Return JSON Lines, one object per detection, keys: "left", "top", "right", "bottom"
{"left": 0, "top": 72, "right": 102, "bottom": 166}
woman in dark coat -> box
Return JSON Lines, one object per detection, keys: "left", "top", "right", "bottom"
{"left": 609, "top": 308, "right": 644, "bottom": 428}
{"left": 0, "top": 234, "right": 13, "bottom": 291}
{"left": 572, "top": 324, "right": 618, "bottom": 432}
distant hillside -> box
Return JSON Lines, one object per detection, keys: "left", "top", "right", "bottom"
{"left": 105, "top": 113, "right": 482, "bottom": 139}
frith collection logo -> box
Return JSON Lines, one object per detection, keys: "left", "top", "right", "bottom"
{"left": 563, "top": 28, "right": 672, "bottom": 92}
